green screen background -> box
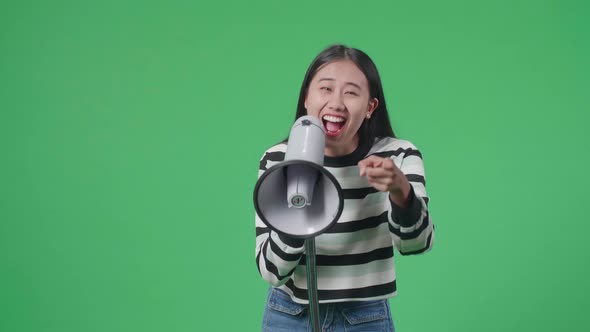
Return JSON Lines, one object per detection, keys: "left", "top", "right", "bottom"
{"left": 1, "top": 1, "right": 589, "bottom": 331}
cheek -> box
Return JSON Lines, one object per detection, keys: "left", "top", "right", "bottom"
{"left": 345, "top": 107, "right": 369, "bottom": 131}
{"left": 348, "top": 116, "right": 365, "bottom": 131}
{"left": 305, "top": 96, "right": 322, "bottom": 114}
{"left": 347, "top": 103, "right": 369, "bottom": 121}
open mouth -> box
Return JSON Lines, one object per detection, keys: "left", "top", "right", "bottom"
{"left": 322, "top": 115, "right": 346, "bottom": 137}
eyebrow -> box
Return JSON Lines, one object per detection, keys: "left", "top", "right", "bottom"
{"left": 317, "top": 78, "right": 362, "bottom": 90}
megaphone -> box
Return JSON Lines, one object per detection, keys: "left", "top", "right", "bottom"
{"left": 253, "top": 115, "right": 344, "bottom": 238}
{"left": 254, "top": 115, "right": 344, "bottom": 332}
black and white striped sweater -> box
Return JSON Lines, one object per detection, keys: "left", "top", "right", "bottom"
{"left": 255, "top": 136, "right": 434, "bottom": 304}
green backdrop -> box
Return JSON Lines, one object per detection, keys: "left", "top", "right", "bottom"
{"left": 1, "top": 0, "right": 589, "bottom": 331}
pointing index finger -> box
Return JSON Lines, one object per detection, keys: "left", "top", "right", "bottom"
{"left": 358, "top": 155, "right": 384, "bottom": 176}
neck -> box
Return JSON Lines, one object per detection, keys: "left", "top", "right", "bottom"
{"left": 324, "top": 135, "right": 359, "bottom": 157}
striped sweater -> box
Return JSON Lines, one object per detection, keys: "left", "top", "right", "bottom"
{"left": 255, "top": 136, "right": 434, "bottom": 304}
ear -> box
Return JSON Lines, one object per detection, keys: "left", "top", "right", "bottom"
{"left": 367, "top": 98, "right": 379, "bottom": 117}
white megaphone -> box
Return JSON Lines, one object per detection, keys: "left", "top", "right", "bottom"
{"left": 253, "top": 115, "right": 344, "bottom": 238}
{"left": 253, "top": 115, "right": 344, "bottom": 332}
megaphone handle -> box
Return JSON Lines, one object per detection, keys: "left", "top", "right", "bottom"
{"left": 305, "top": 238, "right": 321, "bottom": 332}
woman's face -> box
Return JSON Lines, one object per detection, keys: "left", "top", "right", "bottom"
{"left": 304, "top": 60, "right": 378, "bottom": 157}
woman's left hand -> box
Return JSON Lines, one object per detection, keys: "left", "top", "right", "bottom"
{"left": 358, "top": 155, "right": 412, "bottom": 207}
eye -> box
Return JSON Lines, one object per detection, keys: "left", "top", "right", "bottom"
{"left": 345, "top": 91, "right": 359, "bottom": 96}
{"left": 320, "top": 86, "right": 332, "bottom": 92}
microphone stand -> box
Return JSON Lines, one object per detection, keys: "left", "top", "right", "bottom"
{"left": 305, "top": 237, "right": 321, "bottom": 332}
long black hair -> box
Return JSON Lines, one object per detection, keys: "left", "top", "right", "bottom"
{"left": 289, "top": 44, "right": 395, "bottom": 143}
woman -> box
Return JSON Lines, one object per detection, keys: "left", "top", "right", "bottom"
{"left": 255, "top": 44, "right": 434, "bottom": 331}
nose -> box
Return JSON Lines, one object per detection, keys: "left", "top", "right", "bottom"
{"left": 326, "top": 93, "right": 345, "bottom": 112}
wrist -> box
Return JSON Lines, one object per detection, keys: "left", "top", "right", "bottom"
{"left": 389, "top": 180, "right": 411, "bottom": 208}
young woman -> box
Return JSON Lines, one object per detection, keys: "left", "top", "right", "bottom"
{"left": 255, "top": 44, "right": 434, "bottom": 331}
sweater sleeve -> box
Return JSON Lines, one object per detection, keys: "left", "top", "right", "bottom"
{"left": 254, "top": 146, "right": 306, "bottom": 286}
{"left": 386, "top": 144, "right": 435, "bottom": 255}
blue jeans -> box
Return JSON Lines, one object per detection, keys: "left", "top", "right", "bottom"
{"left": 262, "top": 288, "right": 395, "bottom": 332}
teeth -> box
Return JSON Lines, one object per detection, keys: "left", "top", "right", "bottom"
{"left": 322, "top": 115, "right": 345, "bottom": 122}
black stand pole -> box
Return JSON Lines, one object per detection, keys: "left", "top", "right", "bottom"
{"left": 305, "top": 238, "right": 321, "bottom": 332}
